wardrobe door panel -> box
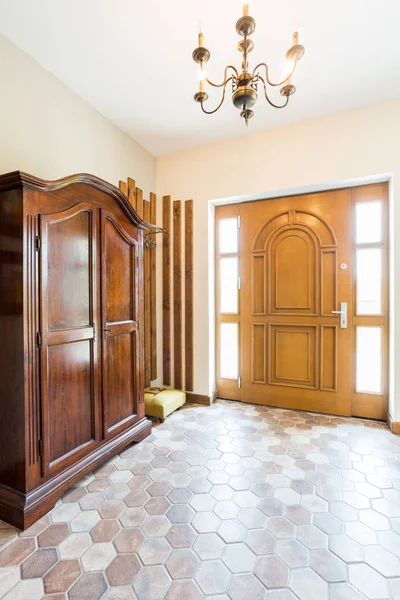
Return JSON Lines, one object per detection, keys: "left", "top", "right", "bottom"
{"left": 101, "top": 210, "right": 141, "bottom": 437}
{"left": 48, "top": 341, "right": 93, "bottom": 463}
{"left": 40, "top": 204, "right": 99, "bottom": 476}
{"left": 105, "top": 227, "right": 135, "bottom": 323}
{"left": 105, "top": 332, "right": 136, "bottom": 429}
{"left": 47, "top": 211, "right": 91, "bottom": 329}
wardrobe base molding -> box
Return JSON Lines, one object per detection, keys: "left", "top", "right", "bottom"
{"left": 0, "top": 418, "right": 152, "bottom": 530}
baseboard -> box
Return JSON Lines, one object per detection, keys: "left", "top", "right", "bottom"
{"left": 0, "top": 418, "right": 152, "bottom": 530}
{"left": 388, "top": 414, "right": 400, "bottom": 435}
{"left": 186, "top": 392, "right": 212, "bottom": 406}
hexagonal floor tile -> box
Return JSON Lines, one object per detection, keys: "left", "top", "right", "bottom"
{"left": 134, "top": 566, "right": 171, "bottom": 600}
{"left": 166, "top": 504, "right": 195, "bottom": 524}
{"left": 211, "top": 485, "right": 234, "bottom": 501}
{"left": 43, "top": 560, "right": 81, "bottom": 593}
{"left": 81, "top": 543, "right": 116, "bottom": 572}
{"left": 21, "top": 548, "right": 58, "bottom": 579}
{"left": 345, "top": 522, "right": 377, "bottom": 546}
{"left": 189, "top": 494, "right": 216, "bottom": 512}
{"left": 195, "top": 561, "right": 231, "bottom": 595}
{"left": 138, "top": 538, "right": 172, "bottom": 566}
{"left": 349, "top": 563, "right": 389, "bottom": 599}
{"left": 277, "top": 539, "right": 308, "bottom": 568}
{"left": 254, "top": 555, "right": 288, "bottom": 588}
{"left": 228, "top": 573, "right": 266, "bottom": 600}
{"left": 222, "top": 543, "right": 257, "bottom": 573}
{"left": 267, "top": 516, "right": 295, "bottom": 539}
{"left": 164, "top": 580, "right": 203, "bottom": 600}
{"left": 166, "top": 524, "right": 197, "bottom": 548}
{"left": 91, "top": 520, "right": 120, "bottom": 543}
{"left": 238, "top": 508, "right": 266, "bottom": 529}
{"left": 329, "top": 534, "right": 363, "bottom": 563}
{"left": 309, "top": 549, "right": 347, "bottom": 582}
{"left": 69, "top": 573, "right": 107, "bottom": 600}
{"left": 166, "top": 548, "right": 200, "bottom": 579}
{"left": 142, "top": 515, "right": 171, "bottom": 538}
{"left": 289, "top": 567, "right": 329, "bottom": 600}
{"left": 193, "top": 533, "right": 225, "bottom": 560}
{"left": 296, "top": 524, "right": 327, "bottom": 550}
{"left": 167, "top": 488, "right": 193, "bottom": 504}
{"left": 364, "top": 545, "right": 400, "bottom": 577}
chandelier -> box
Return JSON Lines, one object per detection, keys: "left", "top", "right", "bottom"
{"left": 192, "top": 2, "right": 305, "bottom": 125}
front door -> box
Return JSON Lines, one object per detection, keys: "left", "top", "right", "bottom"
{"left": 241, "top": 190, "right": 353, "bottom": 416}
{"left": 215, "top": 184, "right": 389, "bottom": 419}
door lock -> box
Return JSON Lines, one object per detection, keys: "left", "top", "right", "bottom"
{"left": 331, "top": 302, "right": 347, "bottom": 329}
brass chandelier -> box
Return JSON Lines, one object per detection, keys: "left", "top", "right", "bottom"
{"left": 192, "top": 2, "right": 305, "bottom": 125}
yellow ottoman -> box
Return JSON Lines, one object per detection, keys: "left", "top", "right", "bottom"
{"left": 144, "top": 387, "right": 186, "bottom": 422}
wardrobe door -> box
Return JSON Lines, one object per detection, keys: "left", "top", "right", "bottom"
{"left": 101, "top": 210, "right": 142, "bottom": 438}
{"left": 39, "top": 204, "right": 99, "bottom": 476}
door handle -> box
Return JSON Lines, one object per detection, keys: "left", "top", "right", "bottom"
{"left": 331, "top": 302, "right": 347, "bottom": 329}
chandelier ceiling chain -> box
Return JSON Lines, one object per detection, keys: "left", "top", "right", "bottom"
{"left": 192, "top": 2, "right": 305, "bottom": 125}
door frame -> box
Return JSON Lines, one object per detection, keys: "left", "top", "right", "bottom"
{"left": 209, "top": 173, "right": 393, "bottom": 421}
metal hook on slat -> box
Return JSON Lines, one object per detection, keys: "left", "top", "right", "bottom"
{"left": 144, "top": 227, "right": 168, "bottom": 249}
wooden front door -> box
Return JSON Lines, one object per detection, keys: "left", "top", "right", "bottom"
{"left": 101, "top": 210, "right": 142, "bottom": 438}
{"left": 240, "top": 190, "right": 353, "bottom": 416}
{"left": 216, "top": 184, "right": 389, "bottom": 419}
{"left": 40, "top": 204, "right": 99, "bottom": 476}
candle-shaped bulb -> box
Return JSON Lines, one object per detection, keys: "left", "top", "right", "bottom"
{"left": 198, "top": 18, "right": 204, "bottom": 47}
{"left": 242, "top": 2, "right": 250, "bottom": 16}
{"left": 284, "top": 58, "right": 293, "bottom": 86}
{"left": 292, "top": 31, "right": 299, "bottom": 46}
{"left": 198, "top": 69, "right": 206, "bottom": 93}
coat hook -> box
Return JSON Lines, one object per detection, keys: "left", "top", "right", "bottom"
{"left": 144, "top": 226, "right": 168, "bottom": 249}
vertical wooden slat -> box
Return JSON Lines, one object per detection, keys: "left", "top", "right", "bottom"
{"left": 127, "top": 178, "right": 136, "bottom": 211}
{"left": 150, "top": 192, "right": 157, "bottom": 381}
{"left": 173, "top": 201, "right": 182, "bottom": 390}
{"left": 163, "top": 196, "right": 171, "bottom": 386}
{"left": 144, "top": 200, "right": 151, "bottom": 387}
{"left": 185, "top": 200, "right": 194, "bottom": 391}
{"left": 136, "top": 188, "right": 143, "bottom": 220}
{"left": 119, "top": 180, "right": 127, "bottom": 195}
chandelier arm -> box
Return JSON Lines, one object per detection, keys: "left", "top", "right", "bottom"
{"left": 203, "top": 64, "right": 239, "bottom": 88}
{"left": 252, "top": 62, "right": 297, "bottom": 87}
{"left": 258, "top": 76, "right": 290, "bottom": 109}
{"left": 200, "top": 78, "right": 233, "bottom": 114}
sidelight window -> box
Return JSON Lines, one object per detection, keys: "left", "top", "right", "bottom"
{"left": 353, "top": 194, "right": 386, "bottom": 401}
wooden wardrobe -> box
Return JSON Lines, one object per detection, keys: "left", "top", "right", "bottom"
{"left": 0, "top": 171, "right": 152, "bottom": 529}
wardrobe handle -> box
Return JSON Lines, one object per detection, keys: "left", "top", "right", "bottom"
{"left": 103, "top": 322, "right": 111, "bottom": 339}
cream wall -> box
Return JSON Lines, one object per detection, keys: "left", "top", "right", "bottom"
{"left": 0, "top": 33, "right": 155, "bottom": 196}
{"left": 156, "top": 99, "right": 400, "bottom": 421}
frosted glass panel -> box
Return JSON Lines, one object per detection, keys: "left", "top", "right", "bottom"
{"left": 356, "top": 327, "right": 382, "bottom": 394}
{"left": 356, "top": 202, "right": 382, "bottom": 244}
{"left": 356, "top": 248, "right": 382, "bottom": 315}
{"left": 219, "top": 218, "right": 238, "bottom": 254}
{"left": 220, "top": 323, "right": 238, "bottom": 379}
{"left": 220, "top": 257, "right": 238, "bottom": 314}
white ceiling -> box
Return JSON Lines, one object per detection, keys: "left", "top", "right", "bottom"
{"left": 0, "top": 0, "right": 399, "bottom": 157}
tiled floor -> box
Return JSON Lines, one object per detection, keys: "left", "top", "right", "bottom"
{"left": 1, "top": 400, "right": 400, "bottom": 599}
